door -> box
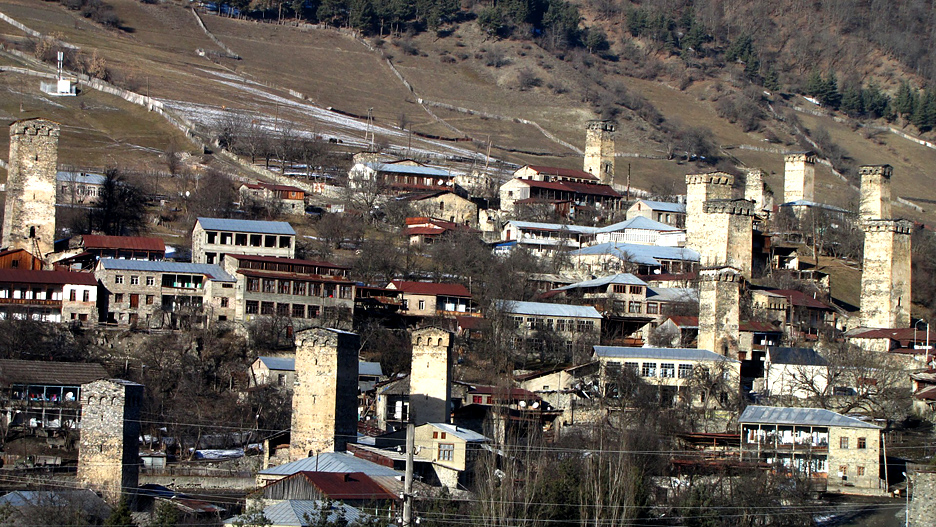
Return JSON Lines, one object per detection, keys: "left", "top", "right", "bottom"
{"left": 129, "top": 294, "right": 139, "bottom": 308}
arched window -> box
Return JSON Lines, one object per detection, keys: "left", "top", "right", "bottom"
{"left": 29, "top": 227, "right": 35, "bottom": 238}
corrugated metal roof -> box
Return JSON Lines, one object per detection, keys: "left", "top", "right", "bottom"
{"left": 766, "top": 347, "right": 828, "bottom": 366}
{"left": 258, "top": 451, "right": 402, "bottom": 477}
{"left": 258, "top": 356, "right": 295, "bottom": 371}
{"left": 56, "top": 171, "right": 106, "bottom": 185}
{"left": 359, "top": 361, "right": 383, "bottom": 377}
{"left": 98, "top": 259, "right": 235, "bottom": 282}
{"left": 226, "top": 500, "right": 366, "bottom": 527}
{"left": 387, "top": 281, "right": 471, "bottom": 297}
{"left": 595, "top": 216, "right": 681, "bottom": 233}
{"left": 739, "top": 406, "right": 880, "bottom": 429}
{"left": 571, "top": 243, "right": 700, "bottom": 265}
{"left": 428, "top": 423, "right": 489, "bottom": 442}
{"left": 555, "top": 273, "right": 646, "bottom": 291}
{"left": 282, "top": 472, "right": 397, "bottom": 501}
{"left": 592, "top": 346, "right": 733, "bottom": 362}
{"left": 0, "top": 359, "right": 108, "bottom": 386}
{"left": 779, "top": 200, "right": 850, "bottom": 213}
{"left": 195, "top": 217, "right": 296, "bottom": 235}
{"left": 365, "top": 162, "right": 452, "bottom": 177}
{"left": 646, "top": 287, "right": 698, "bottom": 302}
{"left": 495, "top": 300, "right": 602, "bottom": 318}
{"left": 82, "top": 235, "right": 165, "bottom": 252}
{"left": 0, "top": 269, "right": 97, "bottom": 286}
{"left": 634, "top": 199, "right": 686, "bottom": 213}
{"left": 525, "top": 165, "right": 598, "bottom": 180}
{"left": 508, "top": 221, "right": 598, "bottom": 235}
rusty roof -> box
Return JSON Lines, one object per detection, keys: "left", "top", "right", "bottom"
{"left": 0, "top": 359, "right": 108, "bottom": 386}
{"left": 289, "top": 472, "right": 398, "bottom": 501}
{"left": 0, "top": 269, "right": 97, "bottom": 286}
{"left": 81, "top": 235, "right": 166, "bottom": 252}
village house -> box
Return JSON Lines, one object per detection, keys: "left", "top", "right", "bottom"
{"left": 191, "top": 217, "right": 296, "bottom": 265}
{"left": 752, "top": 289, "right": 838, "bottom": 342}
{"left": 405, "top": 217, "right": 479, "bottom": 245}
{"left": 53, "top": 235, "right": 166, "bottom": 269}
{"left": 592, "top": 346, "right": 739, "bottom": 406}
{"left": 226, "top": 500, "right": 372, "bottom": 527}
{"left": 222, "top": 254, "right": 355, "bottom": 330}
{"left": 496, "top": 300, "right": 602, "bottom": 358}
{"left": 348, "top": 161, "right": 456, "bottom": 194}
{"left": 94, "top": 259, "right": 236, "bottom": 328}
{"left": 0, "top": 269, "right": 97, "bottom": 324}
{"left": 653, "top": 316, "right": 783, "bottom": 354}
{"left": 591, "top": 216, "right": 686, "bottom": 246}
{"left": 844, "top": 327, "right": 936, "bottom": 355}
{"left": 751, "top": 347, "right": 831, "bottom": 401}
{"left": 740, "top": 406, "right": 884, "bottom": 494}
{"left": 247, "top": 356, "right": 383, "bottom": 393}
{"left": 253, "top": 470, "right": 398, "bottom": 510}
{"left": 386, "top": 280, "right": 475, "bottom": 319}
{"left": 238, "top": 182, "right": 306, "bottom": 215}
{"left": 0, "top": 248, "right": 45, "bottom": 270}
{"left": 398, "top": 191, "right": 478, "bottom": 227}
{"left": 569, "top": 242, "right": 700, "bottom": 276}
{"left": 910, "top": 370, "right": 936, "bottom": 419}
{"left": 625, "top": 199, "right": 687, "bottom": 228}
{"left": 413, "top": 423, "right": 488, "bottom": 490}
{"left": 56, "top": 171, "right": 105, "bottom": 205}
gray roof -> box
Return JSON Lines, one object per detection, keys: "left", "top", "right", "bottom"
{"left": 592, "top": 346, "right": 734, "bottom": 362}
{"left": 555, "top": 273, "right": 647, "bottom": 291}
{"left": 98, "top": 259, "right": 236, "bottom": 282}
{"left": 495, "top": 300, "right": 602, "bottom": 319}
{"left": 258, "top": 451, "right": 401, "bottom": 477}
{"left": 646, "top": 287, "right": 698, "bottom": 302}
{"left": 359, "top": 361, "right": 383, "bottom": 377}
{"left": 429, "top": 423, "right": 489, "bottom": 443}
{"left": 226, "top": 500, "right": 366, "bottom": 527}
{"left": 571, "top": 243, "right": 700, "bottom": 265}
{"left": 595, "top": 216, "right": 681, "bottom": 233}
{"left": 739, "top": 406, "right": 880, "bottom": 429}
{"left": 258, "top": 356, "right": 295, "bottom": 371}
{"left": 365, "top": 162, "right": 452, "bottom": 177}
{"left": 508, "top": 221, "right": 598, "bottom": 235}
{"left": 56, "top": 171, "right": 106, "bottom": 185}
{"left": 196, "top": 217, "right": 296, "bottom": 235}
{"left": 778, "top": 200, "right": 851, "bottom": 214}
{"left": 767, "top": 347, "right": 828, "bottom": 366}
{"left": 633, "top": 199, "right": 687, "bottom": 213}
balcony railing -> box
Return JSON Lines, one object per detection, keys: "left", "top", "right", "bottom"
{"left": 0, "top": 298, "right": 62, "bottom": 306}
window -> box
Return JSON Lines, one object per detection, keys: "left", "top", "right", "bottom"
{"left": 556, "top": 319, "right": 568, "bottom": 332}
{"left": 247, "top": 278, "right": 260, "bottom": 292}
{"left": 246, "top": 301, "right": 259, "bottom": 315}
{"left": 292, "top": 304, "right": 305, "bottom": 318}
{"left": 613, "top": 284, "right": 626, "bottom": 293}
{"left": 472, "top": 395, "right": 483, "bottom": 404}
{"left": 629, "top": 286, "right": 642, "bottom": 294}
{"left": 115, "top": 275, "right": 124, "bottom": 285}
{"left": 279, "top": 236, "right": 291, "bottom": 248}
{"left": 660, "top": 363, "right": 675, "bottom": 378}
{"left": 857, "top": 437, "right": 867, "bottom": 449}
{"left": 628, "top": 301, "right": 642, "bottom": 313}
{"left": 857, "top": 466, "right": 865, "bottom": 476}
{"left": 418, "top": 300, "right": 426, "bottom": 310}
{"left": 678, "top": 364, "right": 693, "bottom": 378}
{"left": 624, "top": 362, "right": 639, "bottom": 374}
{"left": 839, "top": 437, "right": 849, "bottom": 449}
{"left": 146, "top": 295, "right": 154, "bottom": 305}
{"left": 646, "top": 302, "right": 659, "bottom": 314}
{"left": 130, "top": 276, "right": 139, "bottom": 286}
{"left": 69, "top": 290, "right": 77, "bottom": 301}
{"left": 114, "top": 294, "right": 124, "bottom": 303}
{"left": 146, "top": 276, "right": 155, "bottom": 286}
{"left": 220, "top": 297, "right": 229, "bottom": 308}
{"left": 279, "top": 280, "right": 292, "bottom": 294}
{"left": 433, "top": 431, "right": 439, "bottom": 439}
{"left": 839, "top": 465, "right": 848, "bottom": 476}
{"left": 10, "top": 260, "right": 17, "bottom": 269}
{"left": 277, "top": 303, "right": 290, "bottom": 317}
{"left": 438, "top": 443, "right": 454, "bottom": 462}
{"left": 641, "top": 362, "right": 656, "bottom": 377}
{"left": 261, "top": 302, "right": 274, "bottom": 315}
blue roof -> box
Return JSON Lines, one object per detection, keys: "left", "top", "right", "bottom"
{"left": 56, "top": 171, "right": 106, "bottom": 185}
{"left": 258, "top": 451, "right": 401, "bottom": 477}
{"left": 571, "top": 243, "right": 700, "bottom": 265}
{"left": 366, "top": 162, "right": 452, "bottom": 177}
{"left": 593, "top": 346, "right": 734, "bottom": 362}
{"left": 258, "top": 356, "right": 295, "bottom": 371}
{"left": 634, "top": 199, "right": 686, "bottom": 213}
{"left": 646, "top": 287, "right": 698, "bottom": 302}
{"left": 226, "top": 500, "right": 367, "bottom": 527}
{"left": 429, "top": 423, "right": 489, "bottom": 442}
{"left": 778, "top": 200, "right": 850, "bottom": 213}
{"left": 556, "top": 273, "right": 646, "bottom": 291}
{"left": 196, "top": 217, "right": 295, "bottom": 235}
{"left": 739, "top": 406, "right": 880, "bottom": 429}
{"left": 508, "top": 221, "right": 598, "bottom": 235}
{"left": 495, "top": 300, "right": 602, "bottom": 318}
{"left": 98, "top": 259, "right": 236, "bottom": 282}
{"left": 595, "top": 216, "right": 681, "bottom": 233}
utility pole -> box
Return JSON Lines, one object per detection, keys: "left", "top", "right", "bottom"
{"left": 402, "top": 422, "right": 415, "bottom": 526}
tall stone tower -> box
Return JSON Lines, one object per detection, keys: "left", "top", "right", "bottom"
{"left": 409, "top": 327, "right": 452, "bottom": 425}
{"left": 77, "top": 379, "right": 143, "bottom": 505}
{"left": 697, "top": 268, "right": 743, "bottom": 360}
{"left": 860, "top": 219, "right": 912, "bottom": 329}
{"left": 783, "top": 152, "right": 816, "bottom": 204}
{"left": 699, "top": 199, "right": 755, "bottom": 278}
{"left": 2, "top": 118, "right": 60, "bottom": 258}
{"left": 859, "top": 165, "right": 892, "bottom": 220}
{"left": 584, "top": 120, "right": 615, "bottom": 186}
{"left": 743, "top": 168, "right": 767, "bottom": 211}
{"left": 685, "top": 172, "right": 734, "bottom": 254}
{"left": 290, "top": 327, "right": 358, "bottom": 461}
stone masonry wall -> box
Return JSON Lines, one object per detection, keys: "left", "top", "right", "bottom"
{"left": 860, "top": 220, "right": 912, "bottom": 329}
{"left": 783, "top": 153, "right": 816, "bottom": 204}
{"left": 698, "top": 268, "right": 742, "bottom": 358}
{"left": 584, "top": 121, "right": 615, "bottom": 186}
{"left": 910, "top": 469, "right": 936, "bottom": 526}
{"left": 699, "top": 199, "right": 754, "bottom": 277}
{"left": 77, "top": 379, "right": 143, "bottom": 505}
{"left": 685, "top": 172, "right": 734, "bottom": 255}
{"left": 858, "top": 165, "right": 892, "bottom": 220}
{"left": 410, "top": 327, "right": 452, "bottom": 425}
{"left": 2, "top": 119, "right": 59, "bottom": 258}
{"left": 289, "top": 328, "right": 359, "bottom": 461}
{"left": 744, "top": 169, "right": 767, "bottom": 211}
{"left": 827, "top": 428, "right": 882, "bottom": 493}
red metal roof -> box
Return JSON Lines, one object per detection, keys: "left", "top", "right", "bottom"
{"left": 766, "top": 289, "right": 833, "bottom": 310}
{"left": 243, "top": 182, "right": 305, "bottom": 193}
{"left": 388, "top": 280, "right": 471, "bottom": 297}
{"left": 0, "top": 269, "right": 97, "bottom": 286}
{"left": 848, "top": 327, "right": 936, "bottom": 341}
{"left": 456, "top": 315, "right": 486, "bottom": 330}
{"left": 521, "top": 179, "right": 621, "bottom": 198}
{"left": 407, "top": 226, "right": 447, "bottom": 235}
{"left": 296, "top": 472, "right": 398, "bottom": 501}
{"left": 526, "top": 165, "right": 599, "bottom": 181}
{"left": 81, "top": 235, "right": 165, "bottom": 252}
{"left": 915, "top": 385, "right": 936, "bottom": 401}
{"left": 740, "top": 321, "right": 783, "bottom": 333}
{"left": 236, "top": 269, "right": 353, "bottom": 284}
{"left": 230, "top": 254, "right": 350, "bottom": 269}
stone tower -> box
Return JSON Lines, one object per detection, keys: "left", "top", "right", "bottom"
{"left": 290, "top": 327, "right": 358, "bottom": 461}
{"left": 584, "top": 120, "right": 615, "bottom": 186}
{"left": 685, "top": 172, "right": 734, "bottom": 254}
{"left": 77, "top": 379, "right": 143, "bottom": 505}
{"left": 859, "top": 165, "right": 892, "bottom": 220}
{"left": 783, "top": 152, "right": 816, "bottom": 204}
{"left": 2, "top": 118, "right": 60, "bottom": 258}
{"left": 743, "top": 168, "right": 767, "bottom": 211}
{"left": 697, "top": 268, "right": 743, "bottom": 360}
{"left": 860, "top": 219, "right": 912, "bottom": 329}
{"left": 698, "top": 199, "right": 755, "bottom": 278}
{"left": 409, "top": 327, "right": 453, "bottom": 425}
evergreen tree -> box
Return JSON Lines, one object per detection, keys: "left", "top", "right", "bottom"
{"left": 820, "top": 71, "right": 841, "bottom": 109}
{"left": 862, "top": 81, "right": 891, "bottom": 119}
{"left": 912, "top": 88, "right": 936, "bottom": 133}
{"left": 348, "top": 0, "right": 374, "bottom": 31}
{"left": 150, "top": 502, "right": 179, "bottom": 527}
{"left": 894, "top": 80, "right": 916, "bottom": 117}
{"left": 805, "top": 70, "right": 825, "bottom": 98}
{"left": 626, "top": 7, "right": 648, "bottom": 37}
{"left": 763, "top": 66, "right": 780, "bottom": 91}
{"left": 104, "top": 498, "right": 136, "bottom": 527}
{"left": 840, "top": 85, "right": 864, "bottom": 117}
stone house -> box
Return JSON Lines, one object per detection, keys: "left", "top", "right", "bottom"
{"left": 592, "top": 346, "right": 739, "bottom": 406}
{"left": 348, "top": 161, "right": 455, "bottom": 194}
{"left": 591, "top": 216, "right": 686, "bottom": 247}
{"left": 56, "top": 171, "right": 105, "bottom": 205}
{"left": 761, "top": 289, "right": 838, "bottom": 341}
{"left": 753, "top": 347, "right": 830, "bottom": 401}
{"left": 405, "top": 217, "right": 480, "bottom": 245}
{"left": 53, "top": 235, "right": 167, "bottom": 270}
{"left": 496, "top": 300, "right": 602, "bottom": 358}
{"left": 238, "top": 182, "right": 306, "bottom": 215}
{"left": 399, "top": 191, "right": 478, "bottom": 227}
{"left": 740, "top": 405, "right": 884, "bottom": 495}
{"left": 844, "top": 327, "right": 936, "bottom": 355}
{"left": 94, "top": 259, "right": 236, "bottom": 328}
{"left": 247, "top": 356, "right": 296, "bottom": 389}
{"left": 386, "top": 280, "right": 475, "bottom": 319}
{"left": 0, "top": 359, "right": 107, "bottom": 433}
{"left": 0, "top": 269, "right": 97, "bottom": 324}
{"left": 411, "top": 422, "right": 489, "bottom": 490}
{"left": 499, "top": 178, "right": 622, "bottom": 217}
{"left": 625, "top": 199, "right": 687, "bottom": 228}
{"left": 191, "top": 217, "right": 296, "bottom": 265}
{"left": 569, "top": 242, "right": 700, "bottom": 277}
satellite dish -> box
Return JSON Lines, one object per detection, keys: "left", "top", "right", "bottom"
{"left": 518, "top": 400, "right": 527, "bottom": 408}
{"left": 532, "top": 401, "right": 540, "bottom": 409}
